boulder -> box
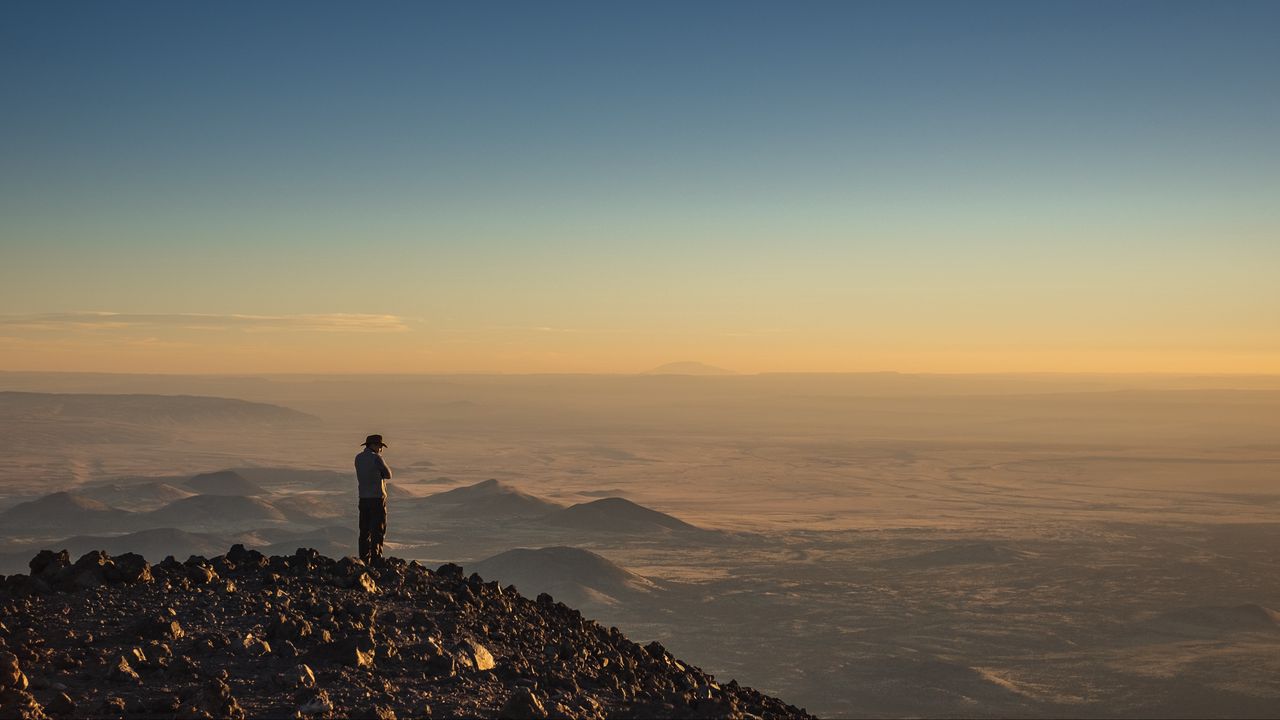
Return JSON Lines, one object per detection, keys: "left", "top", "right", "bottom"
{"left": 108, "top": 655, "right": 142, "bottom": 684}
{"left": 297, "top": 690, "right": 333, "bottom": 717}
{"left": 110, "top": 553, "right": 152, "bottom": 583}
{"left": 498, "top": 687, "right": 548, "bottom": 720}
{"left": 137, "top": 615, "right": 184, "bottom": 641}
{"left": 27, "top": 550, "right": 69, "bottom": 577}
{"left": 452, "top": 638, "right": 496, "bottom": 672}
{"left": 193, "top": 678, "right": 245, "bottom": 720}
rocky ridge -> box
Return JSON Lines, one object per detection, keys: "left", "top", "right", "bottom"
{"left": 0, "top": 547, "right": 814, "bottom": 719}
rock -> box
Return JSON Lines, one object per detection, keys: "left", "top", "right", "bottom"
{"left": 0, "top": 651, "right": 23, "bottom": 689}
{"left": 297, "top": 689, "right": 333, "bottom": 717}
{"left": 110, "top": 553, "right": 152, "bottom": 583}
{"left": 426, "top": 653, "right": 456, "bottom": 677}
{"left": 414, "top": 636, "right": 445, "bottom": 661}
{"left": 72, "top": 550, "right": 110, "bottom": 569}
{"left": 240, "top": 633, "right": 272, "bottom": 657}
{"left": 354, "top": 572, "right": 379, "bottom": 594}
{"left": 267, "top": 614, "right": 312, "bottom": 642}
{"left": 143, "top": 641, "right": 173, "bottom": 669}
{"left": 0, "top": 547, "right": 814, "bottom": 720}
{"left": 137, "top": 615, "right": 184, "bottom": 641}
{"left": 69, "top": 551, "right": 114, "bottom": 589}
{"left": 335, "top": 557, "right": 365, "bottom": 576}
{"left": 126, "top": 646, "right": 147, "bottom": 667}
{"left": 187, "top": 564, "right": 218, "bottom": 584}
{"left": 335, "top": 634, "right": 376, "bottom": 669}
{"left": 27, "top": 550, "right": 69, "bottom": 577}
{"left": 193, "top": 678, "right": 245, "bottom": 720}
{"left": 436, "top": 563, "right": 464, "bottom": 580}
{"left": 47, "top": 692, "right": 76, "bottom": 716}
{"left": 0, "top": 688, "right": 50, "bottom": 720}
{"left": 453, "top": 638, "right": 496, "bottom": 672}
{"left": 108, "top": 655, "right": 142, "bottom": 684}
{"left": 295, "top": 663, "right": 317, "bottom": 688}
{"left": 353, "top": 704, "right": 397, "bottom": 720}
{"left": 498, "top": 687, "right": 548, "bottom": 720}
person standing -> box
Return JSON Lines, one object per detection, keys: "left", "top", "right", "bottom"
{"left": 354, "top": 434, "right": 392, "bottom": 564}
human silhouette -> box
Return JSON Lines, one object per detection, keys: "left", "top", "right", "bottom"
{"left": 354, "top": 434, "right": 392, "bottom": 564}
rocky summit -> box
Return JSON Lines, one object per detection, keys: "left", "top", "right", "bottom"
{"left": 0, "top": 547, "right": 813, "bottom": 720}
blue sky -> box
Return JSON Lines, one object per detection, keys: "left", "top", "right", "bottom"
{"left": 1, "top": 1, "right": 1277, "bottom": 372}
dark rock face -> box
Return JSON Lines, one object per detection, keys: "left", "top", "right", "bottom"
{"left": 0, "top": 650, "right": 48, "bottom": 720}
{"left": 0, "top": 548, "right": 814, "bottom": 719}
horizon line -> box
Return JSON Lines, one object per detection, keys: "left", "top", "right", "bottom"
{"left": 3, "top": 369, "right": 1280, "bottom": 379}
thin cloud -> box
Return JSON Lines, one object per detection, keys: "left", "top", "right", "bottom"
{"left": 0, "top": 312, "right": 410, "bottom": 333}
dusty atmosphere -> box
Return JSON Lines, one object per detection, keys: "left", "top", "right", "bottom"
{"left": 1, "top": 371, "right": 1279, "bottom": 718}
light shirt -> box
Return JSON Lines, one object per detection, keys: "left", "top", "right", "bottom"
{"left": 354, "top": 448, "right": 392, "bottom": 499}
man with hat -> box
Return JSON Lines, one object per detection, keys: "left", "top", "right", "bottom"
{"left": 354, "top": 434, "right": 393, "bottom": 564}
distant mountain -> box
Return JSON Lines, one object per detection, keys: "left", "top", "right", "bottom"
{"left": 541, "top": 497, "right": 702, "bottom": 535}
{"left": 77, "top": 481, "right": 195, "bottom": 512}
{"left": 644, "top": 361, "right": 737, "bottom": 376}
{"left": 0, "top": 491, "right": 135, "bottom": 531}
{"left": 470, "top": 546, "right": 657, "bottom": 608}
{"left": 186, "top": 470, "right": 265, "bottom": 497}
{"left": 0, "top": 391, "right": 316, "bottom": 426}
{"left": 409, "top": 479, "right": 565, "bottom": 520}
{"left": 144, "top": 495, "right": 288, "bottom": 528}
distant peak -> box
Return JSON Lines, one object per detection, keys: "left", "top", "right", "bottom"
{"left": 644, "top": 361, "right": 737, "bottom": 376}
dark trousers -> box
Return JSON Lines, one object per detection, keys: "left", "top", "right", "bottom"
{"left": 358, "top": 497, "right": 387, "bottom": 562}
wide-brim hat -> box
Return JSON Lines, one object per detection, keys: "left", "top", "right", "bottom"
{"left": 362, "top": 434, "right": 387, "bottom": 448}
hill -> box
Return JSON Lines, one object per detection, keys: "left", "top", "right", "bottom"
{"left": 185, "top": 470, "right": 265, "bottom": 497}
{"left": 76, "top": 481, "right": 196, "bottom": 511}
{"left": 0, "top": 547, "right": 812, "bottom": 720}
{"left": 144, "top": 495, "right": 288, "bottom": 529}
{"left": 471, "top": 546, "right": 658, "bottom": 608}
{"left": 409, "top": 479, "right": 565, "bottom": 520}
{"left": 0, "top": 491, "right": 135, "bottom": 531}
{"left": 542, "top": 497, "right": 703, "bottom": 535}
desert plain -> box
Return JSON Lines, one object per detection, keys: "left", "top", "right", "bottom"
{"left": 1, "top": 371, "right": 1278, "bottom": 718}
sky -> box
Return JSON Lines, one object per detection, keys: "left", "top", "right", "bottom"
{"left": 1, "top": 1, "right": 1277, "bottom": 374}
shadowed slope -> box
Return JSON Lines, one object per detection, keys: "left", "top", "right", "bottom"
{"left": 186, "top": 470, "right": 265, "bottom": 497}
